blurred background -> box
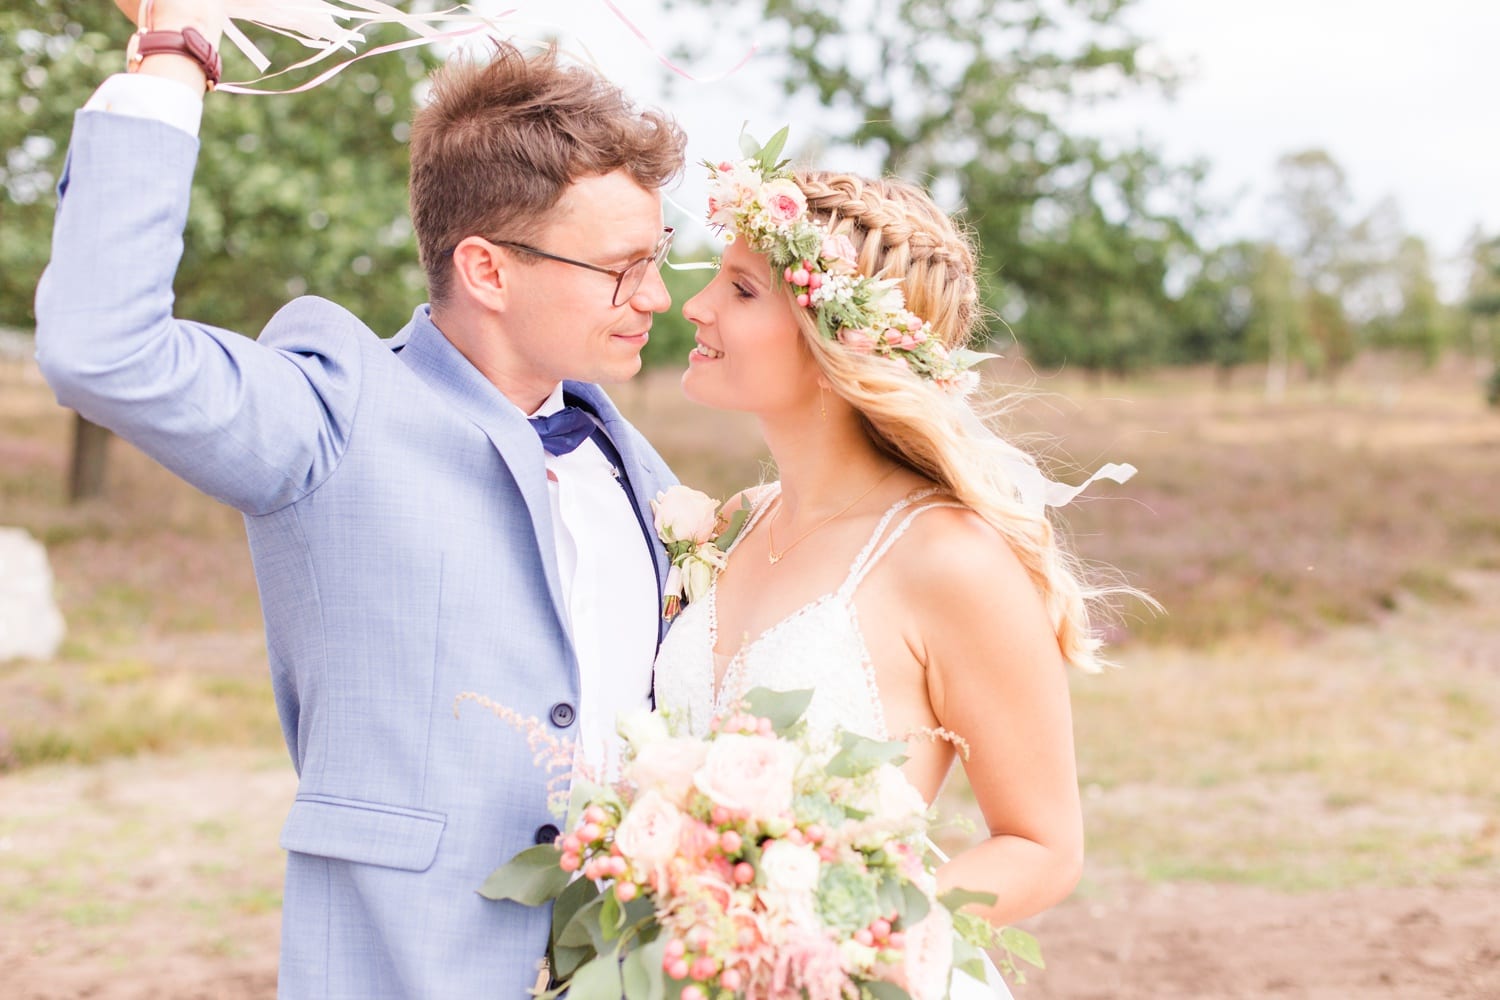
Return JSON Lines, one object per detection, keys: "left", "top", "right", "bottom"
{"left": 2, "top": 0, "right": 1497, "bottom": 996}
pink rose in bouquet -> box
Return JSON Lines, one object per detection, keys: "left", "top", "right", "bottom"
{"left": 477, "top": 687, "right": 1043, "bottom": 998}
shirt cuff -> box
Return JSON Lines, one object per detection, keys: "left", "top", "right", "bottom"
{"left": 83, "top": 73, "right": 204, "bottom": 138}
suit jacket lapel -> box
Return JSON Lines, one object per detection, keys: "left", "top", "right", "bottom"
{"left": 394, "top": 308, "right": 572, "bottom": 641}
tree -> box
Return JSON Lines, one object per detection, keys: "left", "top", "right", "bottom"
{"left": 1172, "top": 239, "right": 1258, "bottom": 385}
{"left": 1366, "top": 236, "right": 1450, "bottom": 368}
{"left": 680, "top": 0, "right": 1202, "bottom": 374}
{"left": 1462, "top": 230, "right": 1500, "bottom": 407}
{"left": 1244, "top": 244, "right": 1302, "bottom": 401}
{"left": 1269, "top": 149, "right": 1352, "bottom": 298}
{"left": 3, "top": 3, "right": 437, "bottom": 496}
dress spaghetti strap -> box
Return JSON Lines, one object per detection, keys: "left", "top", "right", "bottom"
{"left": 839, "top": 489, "right": 969, "bottom": 596}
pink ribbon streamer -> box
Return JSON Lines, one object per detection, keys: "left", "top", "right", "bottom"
{"left": 215, "top": 0, "right": 756, "bottom": 95}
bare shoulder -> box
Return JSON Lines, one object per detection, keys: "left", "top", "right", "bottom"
{"left": 887, "top": 500, "right": 1048, "bottom": 621}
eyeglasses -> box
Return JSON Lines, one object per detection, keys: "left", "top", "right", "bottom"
{"left": 486, "top": 227, "right": 675, "bottom": 307}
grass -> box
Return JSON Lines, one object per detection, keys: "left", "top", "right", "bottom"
{"left": 4, "top": 354, "right": 1500, "bottom": 893}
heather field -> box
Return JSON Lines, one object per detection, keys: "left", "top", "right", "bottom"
{"left": 3, "top": 353, "right": 1499, "bottom": 998}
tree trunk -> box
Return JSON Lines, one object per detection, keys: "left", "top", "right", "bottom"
{"left": 1265, "top": 325, "right": 1288, "bottom": 403}
{"left": 68, "top": 413, "right": 111, "bottom": 502}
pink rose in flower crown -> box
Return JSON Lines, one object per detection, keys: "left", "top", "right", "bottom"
{"left": 838, "top": 327, "right": 878, "bottom": 353}
{"left": 613, "top": 789, "right": 684, "bottom": 877}
{"left": 820, "top": 232, "right": 860, "bottom": 274}
{"left": 693, "top": 733, "right": 797, "bottom": 818}
{"left": 892, "top": 330, "right": 923, "bottom": 351}
{"left": 760, "top": 178, "right": 808, "bottom": 226}
{"left": 651, "top": 485, "right": 720, "bottom": 544}
{"left": 628, "top": 736, "right": 709, "bottom": 808}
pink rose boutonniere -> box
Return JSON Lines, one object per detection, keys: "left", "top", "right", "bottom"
{"left": 651, "top": 485, "right": 751, "bottom": 621}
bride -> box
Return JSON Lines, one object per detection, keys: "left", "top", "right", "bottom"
{"left": 654, "top": 139, "right": 1125, "bottom": 995}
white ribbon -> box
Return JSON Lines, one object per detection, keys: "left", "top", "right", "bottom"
{"left": 957, "top": 405, "right": 1135, "bottom": 516}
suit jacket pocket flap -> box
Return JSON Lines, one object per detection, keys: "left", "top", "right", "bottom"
{"left": 279, "top": 794, "right": 446, "bottom": 872}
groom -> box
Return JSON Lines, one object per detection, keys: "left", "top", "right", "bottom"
{"left": 35, "top": 2, "right": 684, "bottom": 996}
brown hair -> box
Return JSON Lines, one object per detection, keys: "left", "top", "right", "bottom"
{"left": 408, "top": 43, "right": 687, "bottom": 305}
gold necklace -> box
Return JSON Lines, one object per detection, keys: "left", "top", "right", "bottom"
{"left": 766, "top": 466, "right": 900, "bottom": 565}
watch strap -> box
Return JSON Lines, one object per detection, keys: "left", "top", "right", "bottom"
{"left": 127, "top": 26, "right": 222, "bottom": 91}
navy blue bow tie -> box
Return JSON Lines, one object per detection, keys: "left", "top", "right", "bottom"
{"left": 529, "top": 406, "right": 597, "bottom": 456}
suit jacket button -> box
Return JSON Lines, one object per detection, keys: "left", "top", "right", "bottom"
{"left": 535, "top": 824, "right": 561, "bottom": 845}
{"left": 549, "top": 702, "right": 576, "bottom": 727}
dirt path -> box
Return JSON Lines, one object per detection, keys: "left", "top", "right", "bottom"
{"left": 3, "top": 751, "right": 1498, "bottom": 999}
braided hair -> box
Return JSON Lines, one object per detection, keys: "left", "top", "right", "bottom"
{"left": 790, "top": 170, "right": 1114, "bottom": 671}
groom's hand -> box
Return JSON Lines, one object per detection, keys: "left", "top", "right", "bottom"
{"left": 113, "top": 0, "right": 226, "bottom": 94}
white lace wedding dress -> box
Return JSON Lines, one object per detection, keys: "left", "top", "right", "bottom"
{"left": 654, "top": 484, "right": 1014, "bottom": 999}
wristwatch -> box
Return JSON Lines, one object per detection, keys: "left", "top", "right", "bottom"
{"left": 127, "top": 25, "right": 222, "bottom": 91}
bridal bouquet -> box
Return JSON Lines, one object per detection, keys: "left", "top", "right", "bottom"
{"left": 480, "top": 688, "right": 1041, "bottom": 1000}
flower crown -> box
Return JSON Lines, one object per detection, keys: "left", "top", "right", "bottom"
{"left": 704, "top": 127, "right": 993, "bottom": 395}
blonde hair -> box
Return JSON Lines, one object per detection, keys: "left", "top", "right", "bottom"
{"left": 791, "top": 170, "right": 1116, "bottom": 671}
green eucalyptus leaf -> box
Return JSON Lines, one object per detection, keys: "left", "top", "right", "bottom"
{"left": 758, "top": 124, "right": 790, "bottom": 170}
{"left": 714, "top": 496, "right": 753, "bottom": 552}
{"left": 741, "top": 686, "right": 814, "bottom": 730}
{"left": 876, "top": 874, "right": 905, "bottom": 918}
{"left": 599, "top": 889, "right": 622, "bottom": 941}
{"left": 950, "top": 347, "right": 1000, "bottom": 369}
{"left": 477, "top": 844, "right": 569, "bottom": 905}
{"left": 952, "top": 935, "right": 988, "bottom": 979}
{"left": 898, "top": 880, "right": 931, "bottom": 925}
{"left": 565, "top": 948, "right": 623, "bottom": 1000}
{"left": 558, "top": 893, "right": 608, "bottom": 949}
{"left": 938, "top": 887, "right": 998, "bottom": 912}
{"left": 622, "top": 936, "right": 667, "bottom": 1000}
{"left": 825, "top": 731, "right": 908, "bottom": 778}
{"left": 550, "top": 940, "right": 593, "bottom": 980}
{"left": 862, "top": 981, "right": 913, "bottom": 1000}
{"left": 551, "top": 875, "right": 601, "bottom": 947}
{"left": 738, "top": 125, "right": 762, "bottom": 160}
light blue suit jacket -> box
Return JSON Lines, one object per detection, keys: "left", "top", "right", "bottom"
{"left": 35, "top": 110, "right": 675, "bottom": 998}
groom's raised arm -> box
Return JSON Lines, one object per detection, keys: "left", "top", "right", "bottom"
{"left": 34, "top": 1, "right": 362, "bottom": 516}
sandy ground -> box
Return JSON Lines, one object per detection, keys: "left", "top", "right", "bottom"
{"left": 3, "top": 746, "right": 1498, "bottom": 999}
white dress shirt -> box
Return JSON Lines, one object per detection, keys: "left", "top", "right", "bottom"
{"left": 528, "top": 386, "right": 658, "bottom": 774}
{"left": 84, "top": 73, "right": 204, "bottom": 136}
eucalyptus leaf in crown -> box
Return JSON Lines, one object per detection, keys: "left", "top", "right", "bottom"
{"left": 703, "top": 129, "right": 995, "bottom": 396}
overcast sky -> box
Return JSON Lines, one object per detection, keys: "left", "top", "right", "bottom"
{"left": 497, "top": 0, "right": 1498, "bottom": 288}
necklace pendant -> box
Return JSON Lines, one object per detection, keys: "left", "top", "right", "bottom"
{"left": 767, "top": 551, "right": 782, "bottom": 565}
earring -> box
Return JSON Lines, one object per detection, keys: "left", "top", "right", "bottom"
{"left": 820, "top": 385, "right": 827, "bottom": 420}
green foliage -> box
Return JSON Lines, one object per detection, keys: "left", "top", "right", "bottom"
{"left": 1365, "top": 236, "right": 1452, "bottom": 367}
{"left": 742, "top": 685, "right": 814, "bottom": 731}
{"left": 680, "top": 0, "right": 1203, "bottom": 373}
{"left": 477, "top": 844, "right": 571, "bottom": 904}
{"left": 1, "top": 3, "right": 437, "bottom": 335}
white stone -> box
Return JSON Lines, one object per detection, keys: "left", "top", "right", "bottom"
{"left": 0, "top": 526, "right": 66, "bottom": 662}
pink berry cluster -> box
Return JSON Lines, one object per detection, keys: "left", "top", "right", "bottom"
{"left": 556, "top": 804, "right": 639, "bottom": 898}
{"left": 783, "top": 262, "right": 823, "bottom": 308}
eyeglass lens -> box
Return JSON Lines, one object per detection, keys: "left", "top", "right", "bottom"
{"left": 612, "top": 231, "right": 674, "bottom": 307}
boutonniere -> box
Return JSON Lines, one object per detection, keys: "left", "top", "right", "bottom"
{"left": 651, "top": 485, "right": 752, "bottom": 621}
